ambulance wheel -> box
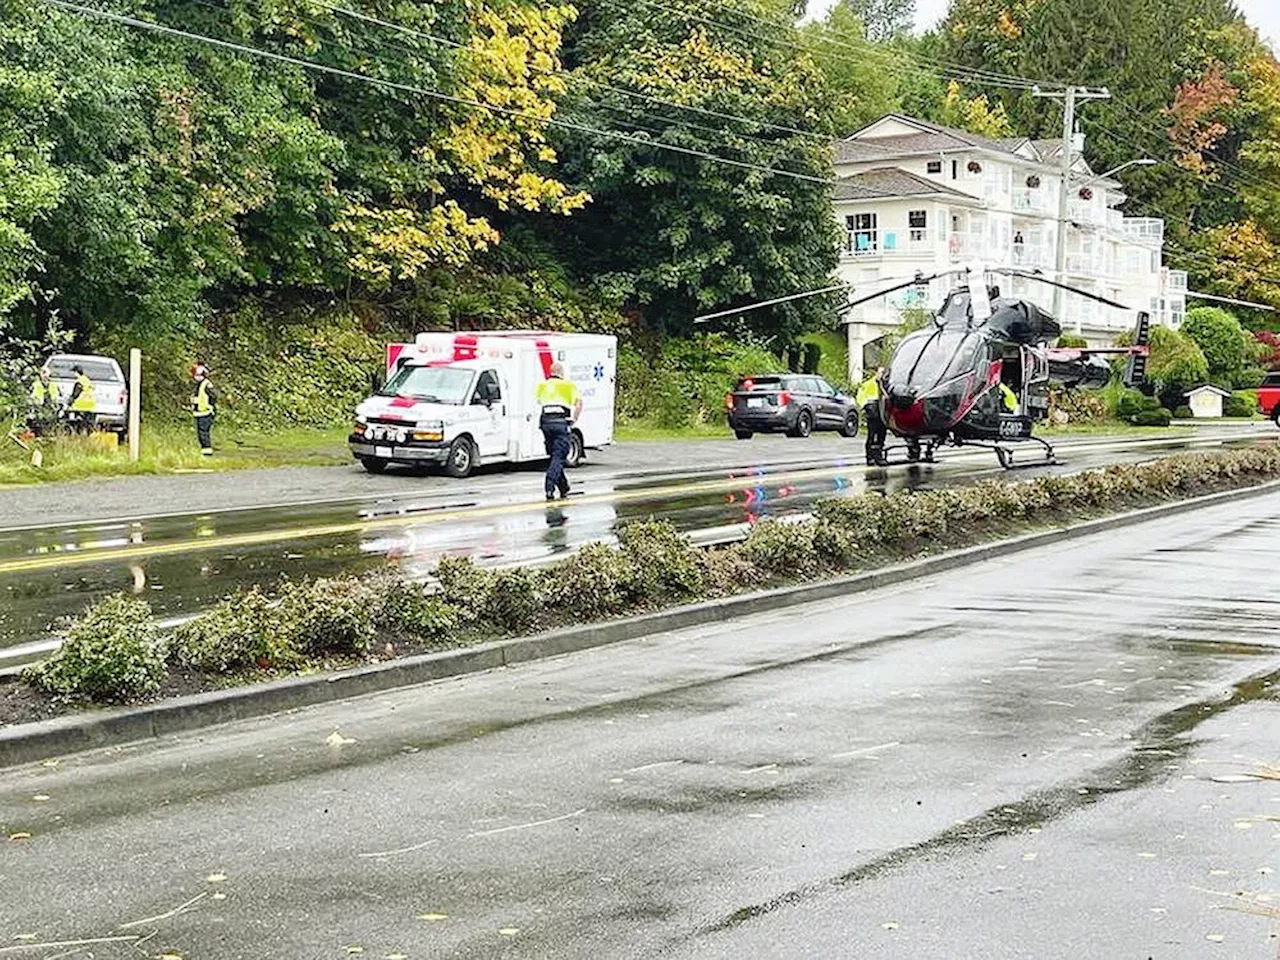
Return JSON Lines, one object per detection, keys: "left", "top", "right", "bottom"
{"left": 566, "top": 430, "right": 585, "bottom": 468}
{"left": 359, "top": 457, "right": 388, "bottom": 474}
{"left": 445, "top": 437, "right": 476, "bottom": 478}
{"left": 1272, "top": 405, "right": 1280, "bottom": 426}
{"left": 839, "top": 411, "right": 859, "bottom": 438}
{"left": 734, "top": 430, "right": 753, "bottom": 440}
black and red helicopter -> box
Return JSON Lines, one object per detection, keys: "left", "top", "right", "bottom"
{"left": 844, "top": 264, "right": 1150, "bottom": 468}
{"left": 697, "top": 262, "right": 1151, "bottom": 469}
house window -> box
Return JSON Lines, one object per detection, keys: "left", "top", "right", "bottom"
{"left": 951, "top": 160, "right": 958, "bottom": 179}
{"left": 908, "top": 210, "right": 927, "bottom": 242}
{"left": 926, "top": 160, "right": 942, "bottom": 174}
{"left": 849, "top": 212, "right": 877, "bottom": 255}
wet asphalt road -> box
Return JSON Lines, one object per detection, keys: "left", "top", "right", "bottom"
{"left": 1, "top": 426, "right": 1274, "bottom": 670}
{"left": 2, "top": 489, "right": 1279, "bottom": 958}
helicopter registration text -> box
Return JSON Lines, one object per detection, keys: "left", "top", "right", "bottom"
{"left": 998, "top": 415, "right": 1033, "bottom": 439}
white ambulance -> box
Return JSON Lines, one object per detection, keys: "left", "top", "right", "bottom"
{"left": 350, "top": 331, "right": 617, "bottom": 478}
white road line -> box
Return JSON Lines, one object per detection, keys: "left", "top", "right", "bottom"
{"left": 622, "top": 759, "right": 685, "bottom": 774}
{"left": 466, "top": 807, "right": 586, "bottom": 839}
{"left": 357, "top": 837, "right": 441, "bottom": 859}
{"left": 830, "top": 741, "right": 902, "bottom": 760}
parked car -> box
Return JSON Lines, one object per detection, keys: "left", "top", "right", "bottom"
{"left": 43, "top": 353, "right": 129, "bottom": 440}
{"left": 725, "top": 374, "right": 859, "bottom": 439}
{"left": 1258, "top": 371, "right": 1280, "bottom": 425}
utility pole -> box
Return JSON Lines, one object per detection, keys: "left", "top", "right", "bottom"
{"left": 1033, "top": 85, "right": 1111, "bottom": 333}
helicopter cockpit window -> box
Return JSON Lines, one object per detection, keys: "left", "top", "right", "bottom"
{"left": 888, "top": 328, "right": 985, "bottom": 390}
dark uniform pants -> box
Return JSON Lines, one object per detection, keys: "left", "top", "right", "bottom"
{"left": 540, "top": 418, "right": 571, "bottom": 498}
{"left": 195, "top": 414, "right": 214, "bottom": 453}
{"left": 863, "top": 403, "right": 887, "bottom": 463}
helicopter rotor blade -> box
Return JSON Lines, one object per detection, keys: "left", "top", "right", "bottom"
{"left": 837, "top": 268, "right": 964, "bottom": 317}
{"left": 692, "top": 282, "right": 853, "bottom": 324}
{"left": 992, "top": 269, "right": 1132, "bottom": 311}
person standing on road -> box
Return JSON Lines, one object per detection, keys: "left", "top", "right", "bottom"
{"left": 191, "top": 362, "right": 218, "bottom": 456}
{"left": 535, "top": 361, "right": 582, "bottom": 501}
{"left": 27, "top": 367, "right": 60, "bottom": 436}
{"left": 66, "top": 364, "right": 97, "bottom": 434}
{"left": 856, "top": 367, "right": 887, "bottom": 466}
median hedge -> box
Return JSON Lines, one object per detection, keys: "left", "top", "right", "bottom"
{"left": 18, "top": 445, "right": 1280, "bottom": 705}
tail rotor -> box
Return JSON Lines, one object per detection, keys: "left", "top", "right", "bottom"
{"left": 1123, "top": 311, "right": 1151, "bottom": 388}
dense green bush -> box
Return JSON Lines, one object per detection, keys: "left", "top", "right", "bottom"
{"left": 359, "top": 568, "right": 458, "bottom": 642}
{"left": 1131, "top": 407, "right": 1173, "bottom": 426}
{"left": 24, "top": 594, "right": 166, "bottom": 702}
{"left": 433, "top": 556, "right": 496, "bottom": 624}
{"left": 485, "top": 568, "right": 542, "bottom": 633}
{"left": 1224, "top": 391, "right": 1255, "bottom": 417}
{"left": 1182, "top": 306, "right": 1254, "bottom": 388}
{"left": 275, "top": 575, "right": 379, "bottom": 656}
{"left": 1173, "top": 405, "right": 1193, "bottom": 419}
{"left": 617, "top": 520, "right": 704, "bottom": 601}
{"left": 696, "top": 545, "right": 758, "bottom": 597}
{"left": 172, "top": 587, "right": 295, "bottom": 671}
{"left": 741, "top": 519, "right": 821, "bottom": 578}
{"left": 542, "top": 541, "right": 635, "bottom": 618}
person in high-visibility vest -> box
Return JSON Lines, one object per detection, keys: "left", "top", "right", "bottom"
{"left": 855, "top": 367, "right": 887, "bottom": 466}
{"left": 27, "top": 367, "right": 60, "bottom": 436}
{"left": 535, "top": 361, "right": 582, "bottom": 500}
{"left": 999, "top": 381, "right": 1020, "bottom": 415}
{"left": 66, "top": 365, "right": 97, "bottom": 434}
{"left": 190, "top": 362, "right": 218, "bottom": 455}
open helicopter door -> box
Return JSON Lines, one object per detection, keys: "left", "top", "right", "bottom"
{"left": 1123, "top": 311, "right": 1152, "bottom": 388}
{"left": 1022, "top": 344, "right": 1051, "bottom": 420}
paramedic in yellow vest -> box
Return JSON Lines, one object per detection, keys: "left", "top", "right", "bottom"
{"left": 27, "top": 367, "right": 60, "bottom": 436}
{"left": 856, "top": 367, "right": 887, "bottom": 466}
{"left": 535, "top": 361, "right": 582, "bottom": 500}
{"left": 999, "top": 381, "right": 1020, "bottom": 415}
{"left": 191, "top": 362, "right": 218, "bottom": 455}
{"left": 66, "top": 364, "right": 97, "bottom": 434}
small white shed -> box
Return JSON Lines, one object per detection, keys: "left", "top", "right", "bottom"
{"left": 1185, "top": 384, "right": 1231, "bottom": 418}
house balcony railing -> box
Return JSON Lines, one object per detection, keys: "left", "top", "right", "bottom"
{"left": 1123, "top": 218, "right": 1165, "bottom": 244}
{"left": 1011, "top": 189, "right": 1050, "bottom": 214}
{"left": 844, "top": 231, "right": 934, "bottom": 258}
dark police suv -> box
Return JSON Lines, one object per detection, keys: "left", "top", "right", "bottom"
{"left": 725, "top": 374, "right": 860, "bottom": 440}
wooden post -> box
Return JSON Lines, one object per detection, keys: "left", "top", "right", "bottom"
{"left": 128, "top": 348, "right": 141, "bottom": 462}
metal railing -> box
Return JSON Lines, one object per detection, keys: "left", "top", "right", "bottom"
{"left": 1122, "top": 218, "right": 1165, "bottom": 243}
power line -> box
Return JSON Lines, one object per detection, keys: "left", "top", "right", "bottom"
{"left": 43, "top": 0, "right": 843, "bottom": 187}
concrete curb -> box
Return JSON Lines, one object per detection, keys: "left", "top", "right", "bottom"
{"left": 3, "top": 477, "right": 1278, "bottom": 769}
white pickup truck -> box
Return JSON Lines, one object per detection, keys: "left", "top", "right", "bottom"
{"left": 43, "top": 353, "right": 129, "bottom": 440}
{"left": 350, "top": 331, "right": 617, "bottom": 478}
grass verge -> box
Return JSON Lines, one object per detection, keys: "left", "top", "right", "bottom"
{"left": 0, "top": 424, "right": 350, "bottom": 485}
{"left": 4, "top": 443, "right": 1278, "bottom": 728}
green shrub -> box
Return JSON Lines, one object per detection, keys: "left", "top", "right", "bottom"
{"left": 172, "top": 587, "right": 296, "bottom": 671}
{"left": 1131, "top": 407, "right": 1173, "bottom": 427}
{"left": 1173, "top": 405, "right": 1193, "bottom": 419}
{"left": 696, "top": 545, "right": 757, "bottom": 597}
{"left": 1115, "top": 389, "right": 1159, "bottom": 419}
{"left": 24, "top": 594, "right": 166, "bottom": 702}
{"left": 741, "top": 519, "right": 821, "bottom": 577}
{"left": 433, "top": 555, "right": 496, "bottom": 624}
{"left": 542, "top": 542, "right": 636, "bottom": 618}
{"left": 485, "top": 568, "right": 542, "bottom": 633}
{"left": 812, "top": 520, "right": 858, "bottom": 567}
{"left": 275, "top": 576, "right": 378, "bottom": 656}
{"left": 359, "top": 568, "right": 459, "bottom": 642}
{"left": 617, "top": 519, "right": 704, "bottom": 602}
{"left": 1224, "top": 391, "right": 1255, "bottom": 417}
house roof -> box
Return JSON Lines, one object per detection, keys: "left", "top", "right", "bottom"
{"left": 835, "top": 115, "right": 1078, "bottom": 167}
{"left": 1184, "top": 384, "right": 1232, "bottom": 397}
{"left": 833, "top": 167, "right": 981, "bottom": 202}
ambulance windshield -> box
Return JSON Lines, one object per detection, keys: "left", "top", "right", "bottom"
{"left": 380, "top": 364, "right": 473, "bottom": 404}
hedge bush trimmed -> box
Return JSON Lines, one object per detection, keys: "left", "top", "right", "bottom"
{"left": 23, "top": 594, "right": 166, "bottom": 702}
{"left": 18, "top": 447, "right": 1280, "bottom": 705}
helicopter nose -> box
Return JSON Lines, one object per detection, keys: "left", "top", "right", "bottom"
{"left": 888, "top": 397, "right": 927, "bottom": 432}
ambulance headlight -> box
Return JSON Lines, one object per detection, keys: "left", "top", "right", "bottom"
{"left": 416, "top": 420, "right": 443, "bottom": 430}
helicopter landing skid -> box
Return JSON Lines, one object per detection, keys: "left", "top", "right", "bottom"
{"left": 871, "top": 439, "right": 939, "bottom": 468}
{"left": 959, "top": 435, "right": 1057, "bottom": 470}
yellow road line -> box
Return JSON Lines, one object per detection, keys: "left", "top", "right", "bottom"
{"left": 0, "top": 462, "right": 864, "bottom": 576}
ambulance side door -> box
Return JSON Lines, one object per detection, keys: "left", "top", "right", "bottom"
{"left": 471, "top": 369, "right": 509, "bottom": 460}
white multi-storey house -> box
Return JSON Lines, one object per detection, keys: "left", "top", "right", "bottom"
{"left": 833, "top": 114, "right": 1187, "bottom": 381}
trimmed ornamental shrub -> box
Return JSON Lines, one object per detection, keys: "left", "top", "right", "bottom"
{"left": 1116, "top": 389, "right": 1160, "bottom": 420}
{"left": 542, "top": 541, "right": 636, "bottom": 618}
{"left": 485, "top": 568, "right": 541, "bottom": 633}
{"left": 1173, "top": 405, "right": 1193, "bottom": 419}
{"left": 23, "top": 594, "right": 166, "bottom": 702}
{"left": 696, "top": 545, "right": 757, "bottom": 597}
{"left": 1131, "top": 407, "right": 1173, "bottom": 427}
{"left": 172, "top": 586, "right": 295, "bottom": 671}
{"left": 275, "top": 575, "right": 378, "bottom": 656}
{"left": 433, "top": 555, "right": 497, "bottom": 624}
{"left": 741, "top": 519, "right": 821, "bottom": 578}
{"left": 359, "top": 568, "right": 459, "bottom": 642}
{"left": 617, "top": 519, "right": 704, "bottom": 602}
{"left": 1224, "top": 392, "right": 1255, "bottom": 418}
